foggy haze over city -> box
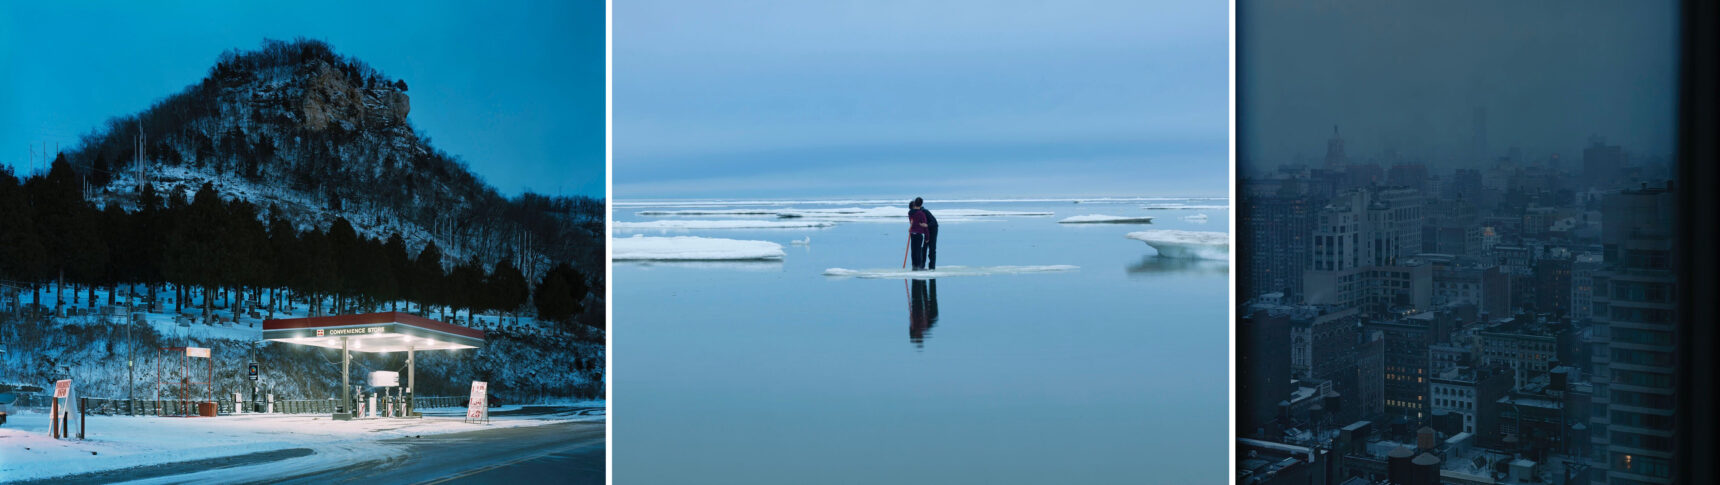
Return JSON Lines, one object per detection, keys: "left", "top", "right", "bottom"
{"left": 1240, "top": 1, "right": 1679, "bottom": 175}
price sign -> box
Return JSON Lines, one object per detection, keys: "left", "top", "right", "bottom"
{"left": 466, "top": 381, "right": 488, "bottom": 422}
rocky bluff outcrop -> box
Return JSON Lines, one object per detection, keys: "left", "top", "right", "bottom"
{"left": 296, "top": 61, "right": 410, "bottom": 131}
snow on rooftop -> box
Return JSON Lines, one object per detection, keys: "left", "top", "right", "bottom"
{"left": 822, "top": 265, "right": 1078, "bottom": 279}
{"left": 612, "top": 235, "right": 785, "bottom": 261}
{"left": 1057, "top": 214, "right": 1156, "bottom": 224}
{"left": 613, "top": 220, "right": 837, "bottom": 230}
{"left": 1126, "top": 230, "right": 1230, "bottom": 260}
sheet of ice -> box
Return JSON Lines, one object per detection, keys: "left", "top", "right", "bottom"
{"left": 613, "top": 235, "right": 785, "bottom": 260}
{"left": 616, "top": 260, "right": 786, "bottom": 272}
{"left": 614, "top": 220, "right": 837, "bottom": 230}
{"left": 1142, "top": 204, "right": 1230, "bottom": 210}
{"left": 1058, "top": 214, "right": 1156, "bottom": 224}
{"left": 1126, "top": 230, "right": 1229, "bottom": 260}
{"left": 1182, "top": 213, "right": 1209, "bottom": 223}
{"left": 822, "top": 265, "right": 1078, "bottom": 279}
{"left": 634, "top": 209, "right": 786, "bottom": 216}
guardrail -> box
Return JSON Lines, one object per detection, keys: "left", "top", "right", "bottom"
{"left": 6, "top": 395, "right": 467, "bottom": 416}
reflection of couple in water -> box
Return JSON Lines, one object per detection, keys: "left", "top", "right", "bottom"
{"left": 907, "top": 278, "right": 939, "bottom": 347}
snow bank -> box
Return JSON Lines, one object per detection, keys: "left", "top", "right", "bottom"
{"left": 612, "top": 235, "right": 785, "bottom": 260}
{"left": 822, "top": 265, "right": 1078, "bottom": 279}
{"left": 613, "top": 220, "right": 837, "bottom": 230}
{"left": 1125, "top": 230, "right": 1229, "bottom": 260}
{"left": 1058, "top": 214, "right": 1156, "bottom": 224}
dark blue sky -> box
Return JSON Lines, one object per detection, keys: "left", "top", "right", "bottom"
{"left": 0, "top": 0, "right": 604, "bottom": 198}
{"left": 1240, "top": 1, "right": 1678, "bottom": 173}
{"left": 614, "top": 0, "right": 1228, "bottom": 200}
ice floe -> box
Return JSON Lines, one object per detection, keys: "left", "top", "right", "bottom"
{"left": 614, "top": 220, "right": 837, "bottom": 230}
{"left": 1142, "top": 204, "right": 1229, "bottom": 210}
{"left": 613, "top": 235, "right": 786, "bottom": 260}
{"left": 822, "top": 265, "right": 1079, "bottom": 279}
{"left": 1182, "top": 213, "right": 1209, "bottom": 222}
{"left": 1058, "top": 214, "right": 1156, "bottom": 224}
{"left": 1125, "top": 230, "right": 1229, "bottom": 260}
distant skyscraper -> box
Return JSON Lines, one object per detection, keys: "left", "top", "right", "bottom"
{"left": 1324, "top": 125, "right": 1347, "bottom": 170}
{"left": 1589, "top": 184, "right": 1676, "bottom": 484}
{"left": 1471, "top": 107, "right": 1488, "bottom": 163}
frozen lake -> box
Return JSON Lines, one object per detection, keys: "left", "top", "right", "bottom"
{"left": 612, "top": 198, "right": 1229, "bottom": 484}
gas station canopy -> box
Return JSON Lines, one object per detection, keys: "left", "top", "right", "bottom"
{"left": 262, "top": 312, "right": 484, "bottom": 353}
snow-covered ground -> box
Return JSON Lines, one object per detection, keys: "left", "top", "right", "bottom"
{"left": 0, "top": 402, "right": 603, "bottom": 482}
{"left": 1057, "top": 214, "right": 1156, "bottom": 224}
{"left": 822, "top": 265, "right": 1079, "bottom": 279}
{"left": 612, "top": 235, "right": 786, "bottom": 261}
{"left": 613, "top": 220, "right": 838, "bottom": 230}
{"left": 1125, "top": 230, "right": 1229, "bottom": 260}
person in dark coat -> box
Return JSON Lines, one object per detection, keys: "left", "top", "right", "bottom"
{"left": 921, "top": 204, "right": 939, "bottom": 270}
{"left": 908, "top": 198, "right": 929, "bottom": 270}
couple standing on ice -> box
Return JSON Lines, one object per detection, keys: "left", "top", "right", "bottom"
{"left": 907, "top": 197, "right": 939, "bottom": 270}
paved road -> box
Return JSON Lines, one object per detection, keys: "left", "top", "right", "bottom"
{"left": 274, "top": 420, "right": 605, "bottom": 484}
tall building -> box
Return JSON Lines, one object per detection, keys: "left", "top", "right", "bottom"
{"left": 1589, "top": 184, "right": 1677, "bottom": 484}
{"left": 1324, "top": 125, "right": 1347, "bottom": 170}
{"left": 1365, "top": 316, "right": 1432, "bottom": 423}
{"left": 1242, "top": 178, "right": 1321, "bottom": 299}
{"left": 1304, "top": 187, "right": 1426, "bottom": 316}
{"left": 1241, "top": 309, "right": 1294, "bottom": 438}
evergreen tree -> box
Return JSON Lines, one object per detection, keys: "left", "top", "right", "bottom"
{"left": 534, "top": 263, "right": 589, "bottom": 330}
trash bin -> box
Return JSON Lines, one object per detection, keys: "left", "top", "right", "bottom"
{"left": 198, "top": 401, "right": 219, "bottom": 417}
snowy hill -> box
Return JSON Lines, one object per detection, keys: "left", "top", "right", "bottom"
{"left": 0, "top": 38, "right": 603, "bottom": 404}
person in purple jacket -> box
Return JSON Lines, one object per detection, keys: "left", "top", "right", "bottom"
{"left": 908, "top": 198, "right": 929, "bottom": 270}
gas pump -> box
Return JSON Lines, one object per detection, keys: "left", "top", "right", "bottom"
{"left": 368, "top": 370, "right": 400, "bottom": 418}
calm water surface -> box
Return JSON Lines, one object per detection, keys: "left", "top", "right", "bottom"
{"left": 614, "top": 199, "right": 1228, "bottom": 484}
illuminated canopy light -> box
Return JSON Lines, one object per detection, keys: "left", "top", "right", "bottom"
{"left": 262, "top": 312, "right": 485, "bottom": 353}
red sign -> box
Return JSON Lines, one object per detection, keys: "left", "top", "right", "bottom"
{"left": 466, "top": 381, "right": 488, "bottom": 421}
{"left": 54, "top": 379, "right": 71, "bottom": 398}
{"left": 186, "top": 347, "right": 211, "bottom": 358}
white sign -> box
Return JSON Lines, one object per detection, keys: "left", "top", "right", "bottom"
{"left": 53, "top": 379, "right": 72, "bottom": 398}
{"left": 369, "top": 371, "right": 400, "bottom": 387}
{"left": 186, "top": 347, "right": 211, "bottom": 358}
{"left": 466, "top": 381, "right": 488, "bottom": 422}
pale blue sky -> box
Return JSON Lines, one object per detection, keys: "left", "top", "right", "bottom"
{"left": 614, "top": 0, "right": 1228, "bottom": 199}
